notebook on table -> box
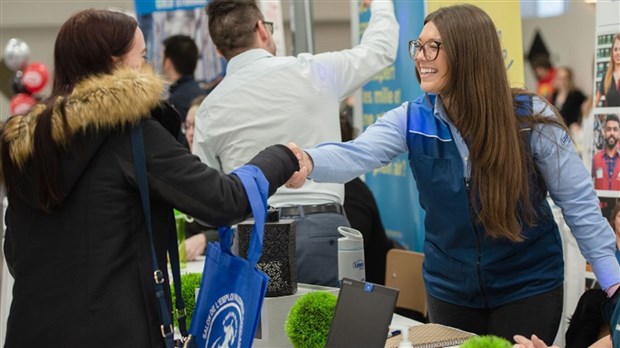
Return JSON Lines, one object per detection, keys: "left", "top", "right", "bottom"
{"left": 325, "top": 278, "right": 399, "bottom": 348}
{"left": 384, "top": 323, "right": 474, "bottom": 348}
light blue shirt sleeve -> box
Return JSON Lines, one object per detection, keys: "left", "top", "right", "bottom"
{"left": 532, "top": 99, "right": 620, "bottom": 290}
{"left": 309, "top": 97, "right": 620, "bottom": 290}
{"left": 306, "top": 103, "right": 409, "bottom": 183}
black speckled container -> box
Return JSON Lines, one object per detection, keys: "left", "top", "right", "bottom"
{"left": 238, "top": 216, "right": 297, "bottom": 297}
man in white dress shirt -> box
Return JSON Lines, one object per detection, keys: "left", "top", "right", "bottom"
{"left": 194, "top": 0, "right": 398, "bottom": 286}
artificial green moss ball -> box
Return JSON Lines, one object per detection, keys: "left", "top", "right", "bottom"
{"left": 461, "top": 335, "right": 512, "bottom": 348}
{"left": 285, "top": 291, "right": 338, "bottom": 348}
{"left": 170, "top": 272, "right": 202, "bottom": 326}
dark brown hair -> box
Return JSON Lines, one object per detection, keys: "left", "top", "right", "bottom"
{"left": 531, "top": 54, "right": 552, "bottom": 70}
{"left": 206, "top": 0, "right": 263, "bottom": 60}
{"left": 53, "top": 9, "right": 137, "bottom": 95}
{"left": 424, "top": 4, "right": 564, "bottom": 241}
{"left": 163, "top": 35, "right": 198, "bottom": 76}
{"left": 339, "top": 104, "right": 355, "bottom": 142}
{"left": 1, "top": 9, "right": 137, "bottom": 210}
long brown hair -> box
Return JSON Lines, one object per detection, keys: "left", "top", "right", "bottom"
{"left": 206, "top": 0, "right": 263, "bottom": 60}
{"left": 425, "top": 4, "right": 564, "bottom": 241}
{"left": 1, "top": 9, "right": 137, "bottom": 210}
{"left": 603, "top": 33, "right": 620, "bottom": 95}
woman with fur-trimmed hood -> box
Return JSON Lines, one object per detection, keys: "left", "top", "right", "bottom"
{"left": 0, "top": 9, "right": 300, "bottom": 348}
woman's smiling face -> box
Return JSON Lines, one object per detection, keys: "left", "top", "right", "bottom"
{"left": 414, "top": 21, "right": 448, "bottom": 95}
{"left": 613, "top": 38, "right": 620, "bottom": 66}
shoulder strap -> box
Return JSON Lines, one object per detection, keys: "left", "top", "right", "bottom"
{"left": 131, "top": 125, "right": 186, "bottom": 347}
{"left": 168, "top": 215, "right": 188, "bottom": 338}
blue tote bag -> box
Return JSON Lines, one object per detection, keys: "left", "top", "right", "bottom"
{"left": 186, "top": 165, "right": 269, "bottom": 348}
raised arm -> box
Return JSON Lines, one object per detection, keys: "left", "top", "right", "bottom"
{"left": 311, "top": 0, "right": 399, "bottom": 98}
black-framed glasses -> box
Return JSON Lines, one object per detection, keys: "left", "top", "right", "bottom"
{"left": 255, "top": 20, "right": 274, "bottom": 35}
{"left": 262, "top": 21, "right": 274, "bottom": 34}
{"left": 409, "top": 40, "right": 442, "bottom": 61}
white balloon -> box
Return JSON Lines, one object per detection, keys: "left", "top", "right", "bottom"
{"left": 3, "top": 38, "right": 31, "bottom": 71}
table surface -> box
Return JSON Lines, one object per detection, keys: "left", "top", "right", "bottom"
{"left": 180, "top": 257, "right": 461, "bottom": 348}
{"left": 181, "top": 256, "right": 205, "bottom": 274}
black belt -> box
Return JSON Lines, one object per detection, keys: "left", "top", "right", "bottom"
{"left": 277, "top": 203, "right": 344, "bottom": 217}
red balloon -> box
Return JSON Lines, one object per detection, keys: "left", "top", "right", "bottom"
{"left": 10, "top": 93, "right": 36, "bottom": 115}
{"left": 21, "top": 62, "right": 49, "bottom": 94}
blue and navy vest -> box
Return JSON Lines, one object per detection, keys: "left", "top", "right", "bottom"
{"left": 406, "top": 94, "right": 563, "bottom": 308}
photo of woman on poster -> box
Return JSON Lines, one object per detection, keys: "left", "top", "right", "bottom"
{"left": 595, "top": 32, "right": 620, "bottom": 107}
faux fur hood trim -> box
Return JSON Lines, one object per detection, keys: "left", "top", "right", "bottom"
{"left": 2, "top": 66, "right": 164, "bottom": 169}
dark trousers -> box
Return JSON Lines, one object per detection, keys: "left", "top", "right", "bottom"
{"left": 427, "top": 285, "right": 563, "bottom": 345}
{"left": 284, "top": 212, "right": 350, "bottom": 287}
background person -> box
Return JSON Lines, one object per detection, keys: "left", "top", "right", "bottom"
{"left": 162, "top": 34, "right": 206, "bottom": 147}
{"left": 561, "top": 201, "right": 620, "bottom": 348}
{"left": 551, "top": 66, "right": 589, "bottom": 132}
{"left": 286, "top": 4, "right": 620, "bottom": 343}
{"left": 610, "top": 201, "right": 620, "bottom": 264}
{"left": 531, "top": 54, "right": 557, "bottom": 102}
{"left": 514, "top": 333, "right": 612, "bottom": 348}
{"left": 194, "top": 0, "right": 398, "bottom": 286}
{"left": 594, "top": 33, "right": 620, "bottom": 108}
{"left": 183, "top": 94, "right": 218, "bottom": 261}
{"left": 184, "top": 95, "right": 205, "bottom": 153}
{"left": 0, "top": 9, "right": 300, "bottom": 347}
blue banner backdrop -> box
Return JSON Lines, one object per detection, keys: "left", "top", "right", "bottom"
{"left": 360, "top": 2, "right": 426, "bottom": 251}
{"left": 135, "top": 0, "right": 208, "bottom": 16}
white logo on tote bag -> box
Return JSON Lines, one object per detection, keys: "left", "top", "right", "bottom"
{"left": 203, "top": 293, "right": 245, "bottom": 348}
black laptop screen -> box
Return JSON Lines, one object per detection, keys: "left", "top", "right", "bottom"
{"left": 325, "top": 278, "right": 399, "bottom": 348}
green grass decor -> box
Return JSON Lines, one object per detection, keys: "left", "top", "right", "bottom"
{"left": 285, "top": 291, "right": 338, "bottom": 348}
{"left": 170, "top": 272, "right": 202, "bottom": 326}
{"left": 461, "top": 335, "right": 512, "bottom": 348}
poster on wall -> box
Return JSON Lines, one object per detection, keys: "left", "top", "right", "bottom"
{"left": 594, "top": 32, "right": 620, "bottom": 108}
{"left": 135, "top": 1, "right": 224, "bottom": 88}
{"left": 591, "top": 1, "right": 620, "bottom": 203}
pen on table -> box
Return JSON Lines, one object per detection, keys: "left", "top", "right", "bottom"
{"left": 388, "top": 329, "right": 401, "bottom": 338}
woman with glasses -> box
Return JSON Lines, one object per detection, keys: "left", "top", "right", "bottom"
{"left": 286, "top": 4, "right": 620, "bottom": 345}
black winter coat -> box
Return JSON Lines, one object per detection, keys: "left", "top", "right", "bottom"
{"left": 1, "top": 67, "right": 298, "bottom": 347}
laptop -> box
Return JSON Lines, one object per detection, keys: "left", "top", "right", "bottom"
{"left": 325, "top": 278, "right": 400, "bottom": 348}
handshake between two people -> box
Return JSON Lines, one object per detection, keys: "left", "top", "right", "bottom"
{"left": 285, "top": 142, "right": 313, "bottom": 189}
